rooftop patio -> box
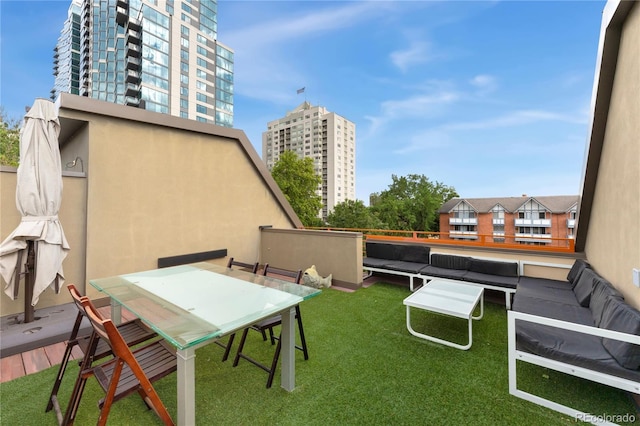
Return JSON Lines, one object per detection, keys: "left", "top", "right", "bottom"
{"left": 1, "top": 274, "right": 638, "bottom": 425}
{"left": 0, "top": 0, "right": 638, "bottom": 424}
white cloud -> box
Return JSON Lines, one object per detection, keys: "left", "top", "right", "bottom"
{"left": 469, "top": 74, "right": 497, "bottom": 94}
{"left": 445, "top": 109, "right": 587, "bottom": 131}
{"left": 223, "top": 2, "right": 389, "bottom": 48}
{"left": 363, "top": 89, "right": 460, "bottom": 137}
{"left": 222, "top": 2, "right": 396, "bottom": 103}
{"left": 392, "top": 129, "right": 452, "bottom": 155}
{"left": 390, "top": 40, "right": 431, "bottom": 72}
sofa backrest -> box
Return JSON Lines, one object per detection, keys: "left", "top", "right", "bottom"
{"left": 468, "top": 258, "right": 519, "bottom": 277}
{"left": 600, "top": 297, "right": 640, "bottom": 370}
{"left": 589, "top": 277, "right": 623, "bottom": 327}
{"left": 396, "top": 244, "right": 430, "bottom": 264}
{"left": 573, "top": 268, "right": 600, "bottom": 307}
{"left": 365, "top": 242, "right": 401, "bottom": 261}
{"left": 567, "top": 259, "right": 591, "bottom": 287}
{"left": 430, "top": 254, "right": 471, "bottom": 270}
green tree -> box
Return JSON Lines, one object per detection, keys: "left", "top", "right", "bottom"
{"left": 370, "top": 174, "right": 458, "bottom": 231}
{"left": 326, "top": 199, "right": 386, "bottom": 229}
{"left": 0, "top": 108, "right": 21, "bottom": 167}
{"left": 271, "top": 150, "right": 323, "bottom": 227}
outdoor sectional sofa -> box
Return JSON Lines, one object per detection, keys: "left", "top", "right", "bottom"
{"left": 362, "top": 241, "right": 519, "bottom": 308}
{"left": 508, "top": 259, "right": 640, "bottom": 421}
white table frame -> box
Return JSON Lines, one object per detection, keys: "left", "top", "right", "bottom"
{"left": 403, "top": 279, "right": 484, "bottom": 350}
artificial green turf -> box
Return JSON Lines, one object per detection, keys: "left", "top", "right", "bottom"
{"left": 1, "top": 282, "right": 638, "bottom": 425}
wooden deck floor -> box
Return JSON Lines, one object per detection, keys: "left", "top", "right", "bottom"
{"left": 0, "top": 306, "right": 134, "bottom": 384}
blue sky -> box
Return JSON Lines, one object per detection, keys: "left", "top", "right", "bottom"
{"left": 1, "top": 1, "right": 606, "bottom": 203}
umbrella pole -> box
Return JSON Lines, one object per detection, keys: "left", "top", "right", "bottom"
{"left": 24, "top": 240, "right": 36, "bottom": 323}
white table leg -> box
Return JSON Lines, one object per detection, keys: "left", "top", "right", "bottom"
{"left": 280, "top": 306, "right": 296, "bottom": 391}
{"left": 406, "top": 306, "right": 474, "bottom": 350}
{"left": 176, "top": 347, "right": 196, "bottom": 426}
{"left": 110, "top": 298, "right": 122, "bottom": 325}
{"left": 472, "top": 291, "right": 484, "bottom": 320}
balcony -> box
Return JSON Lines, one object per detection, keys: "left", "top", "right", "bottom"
{"left": 124, "top": 96, "right": 141, "bottom": 107}
{"left": 449, "top": 217, "right": 477, "bottom": 225}
{"left": 125, "top": 83, "right": 140, "bottom": 98}
{"left": 125, "top": 69, "right": 141, "bottom": 83}
{"left": 126, "top": 28, "right": 141, "bottom": 44}
{"left": 116, "top": 6, "right": 128, "bottom": 27}
{"left": 126, "top": 43, "right": 142, "bottom": 58}
{"left": 126, "top": 57, "right": 141, "bottom": 70}
{"left": 514, "top": 218, "right": 551, "bottom": 227}
{"left": 515, "top": 232, "right": 552, "bottom": 243}
{"left": 449, "top": 230, "right": 478, "bottom": 240}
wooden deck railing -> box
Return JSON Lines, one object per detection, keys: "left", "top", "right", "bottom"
{"left": 306, "top": 227, "right": 575, "bottom": 253}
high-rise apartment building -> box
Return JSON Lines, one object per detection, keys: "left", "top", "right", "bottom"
{"left": 262, "top": 101, "right": 356, "bottom": 220}
{"left": 51, "top": 0, "right": 234, "bottom": 127}
{"left": 439, "top": 195, "right": 579, "bottom": 248}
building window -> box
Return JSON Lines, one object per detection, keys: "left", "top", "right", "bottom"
{"left": 518, "top": 200, "right": 547, "bottom": 219}
{"left": 452, "top": 202, "right": 476, "bottom": 219}
{"left": 492, "top": 205, "right": 504, "bottom": 220}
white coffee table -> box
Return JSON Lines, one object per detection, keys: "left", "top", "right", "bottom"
{"left": 403, "top": 279, "right": 484, "bottom": 350}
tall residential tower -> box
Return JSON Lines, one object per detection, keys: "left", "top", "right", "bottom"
{"left": 263, "top": 102, "right": 356, "bottom": 219}
{"left": 52, "top": 0, "right": 233, "bottom": 127}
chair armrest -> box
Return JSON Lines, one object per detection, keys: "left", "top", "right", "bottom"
{"left": 508, "top": 310, "right": 640, "bottom": 345}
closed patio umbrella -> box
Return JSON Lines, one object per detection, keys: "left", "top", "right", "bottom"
{"left": 0, "top": 98, "right": 70, "bottom": 323}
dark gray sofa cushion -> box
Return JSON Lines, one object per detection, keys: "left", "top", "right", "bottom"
{"left": 516, "top": 322, "right": 640, "bottom": 382}
{"left": 573, "top": 268, "right": 600, "bottom": 307}
{"left": 516, "top": 277, "right": 578, "bottom": 306}
{"left": 567, "top": 258, "right": 591, "bottom": 287}
{"left": 381, "top": 260, "right": 429, "bottom": 274}
{"left": 429, "top": 254, "right": 471, "bottom": 270}
{"left": 365, "top": 242, "right": 401, "bottom": 261}
{"left": 589, "top": 278, "right": 623, "bottom": 327}
{"left": 396, "top": 244, "right": 430, "bottom": 264}
{"left": 462, "top": 271, "right": 518, "bottom": 289}
{"left": 513, "top": 294, "right": 594, "bottom": 325}
{"left": 600, "top": 297, "right": 640, "bottom": 370}
{"left": 363, "top": 257, "right": 395, "bottom": 268}
{"left": 468, "top": 258, "right": 518, "bottom": 277}
{"left": 419, "top": 265, "right": 468, "bottom": 279}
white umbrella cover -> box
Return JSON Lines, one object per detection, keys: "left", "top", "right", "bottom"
{"left": 0, "top": 98, "right": 70, "bottom": 306}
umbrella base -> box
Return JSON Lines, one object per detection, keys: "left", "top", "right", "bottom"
{"left": 0, "top": 302, "right": 85, "bottom": 358}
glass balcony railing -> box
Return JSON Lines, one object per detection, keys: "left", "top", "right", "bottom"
{"left": 449, "top": 217, "right": 478, "bottom": 225}
{"left": 514, "top": 218, "right": 551, "bottom": 227}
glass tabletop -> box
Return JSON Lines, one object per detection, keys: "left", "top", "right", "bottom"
{"left": 89, "top": 262, "right": 321, "bottom": 350}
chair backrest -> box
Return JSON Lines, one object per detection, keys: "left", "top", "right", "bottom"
{"left": 227, "top": 257, "right": 259, "bottom": 274}
{"left": 81, "top": 300, "right": 176, "bottom": 426}
{"left": 263, "top": 264, "right": 302, "bottom": 284}
{"left": 68, "top": 283, "right": 87, "bottom": 312}
{"left": 82, "top": 300, "right": 151, "bottom": 383}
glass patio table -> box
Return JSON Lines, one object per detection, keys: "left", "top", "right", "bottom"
{"left": 90, "top": 262, "right": 321, "bottom": 426}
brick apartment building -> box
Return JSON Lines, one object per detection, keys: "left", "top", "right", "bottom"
{"left": 438, "top": 195, "right": 579, "bottom": 247}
